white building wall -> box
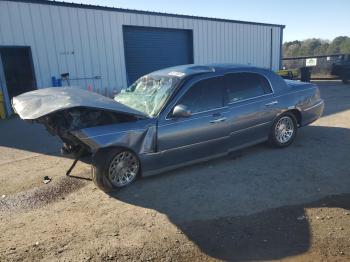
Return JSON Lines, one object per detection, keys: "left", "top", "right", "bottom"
{"left": 0, "top": 0, "right": 283, "bottom": 95}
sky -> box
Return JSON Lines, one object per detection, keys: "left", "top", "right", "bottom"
{"left": 56, "top": 0, "right": 350, "bottom": 42}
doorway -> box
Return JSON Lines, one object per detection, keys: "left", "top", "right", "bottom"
{"left": 0, "top": 47, "right": 37, "bottom": 99}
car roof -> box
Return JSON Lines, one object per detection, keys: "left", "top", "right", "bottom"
{"left": 149, "top": 63, "right": 264, "bottom": 79}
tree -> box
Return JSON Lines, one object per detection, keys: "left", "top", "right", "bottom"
{"left": 339, "top": 38, "right": 350, "bottom": 53}
{"left": 327, "top": 36, "right": 349, "bottom": 54}
{"left": 284, "top": 36, "right": 349, "bottom": 57}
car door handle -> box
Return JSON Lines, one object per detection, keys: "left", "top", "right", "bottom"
{"left": 265, "top": 101, "right": 278, "bottom": 106}
{"left": 210, "top": 117, "right": 227, "bottom": 124}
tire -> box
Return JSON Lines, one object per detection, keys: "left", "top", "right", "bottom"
{"left": 268, "top": 113, "right": 298, "bottom": 148}
{"left": 92, "top": 148, "right": 140, "bottom": 192}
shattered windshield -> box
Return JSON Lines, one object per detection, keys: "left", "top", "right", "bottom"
{"left": 114, "top": 75, "right": 180, "bottom": 117}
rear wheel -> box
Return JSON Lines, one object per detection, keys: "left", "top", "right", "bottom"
{"left": 269, "top": 113, "right": 297, "bottom": 148}
{"left": 92, "top": 148, "right": 140, "bottom": 192}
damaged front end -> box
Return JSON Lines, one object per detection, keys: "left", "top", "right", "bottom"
{"left": 12, "top": 87, "right": 155, "bottom": 157}
{"left": 36, "top": 107, "right": 142, "bottom": 155}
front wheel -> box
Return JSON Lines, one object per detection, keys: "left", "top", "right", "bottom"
{"left": 269, "top": 113, "right": 297, "bottom": 148}
{"left": 92, "top": 148, "right": 140, "bottom": 192}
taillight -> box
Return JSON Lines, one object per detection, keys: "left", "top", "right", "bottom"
{"left": 315, "top": 87, "right": 321, "bottom": 100}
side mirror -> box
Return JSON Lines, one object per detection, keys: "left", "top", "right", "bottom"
{"left": 172, "top": 104, "right": 191, "bottom": 118}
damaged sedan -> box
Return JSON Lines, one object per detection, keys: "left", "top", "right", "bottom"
{"left": 12, "top": 64, "right": 324, "bottom": 192}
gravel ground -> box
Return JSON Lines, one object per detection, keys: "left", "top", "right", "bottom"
{"left": 0, "top": 81, "right": 349, "bottom": 261}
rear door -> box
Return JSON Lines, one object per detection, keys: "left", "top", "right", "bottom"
{"left": 223, "top": 72, "right": 278, "bottom": 149}
{"left": 157, "top": 76, "right": 229, "bottom": 167}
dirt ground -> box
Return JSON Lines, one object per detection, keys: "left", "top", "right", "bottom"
{"left": 0, "top": 81, "right": 349, "bottom": 261}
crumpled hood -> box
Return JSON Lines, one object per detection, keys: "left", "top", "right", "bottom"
{"left": 12, "top": 87, "right": 148, "bottom": 120}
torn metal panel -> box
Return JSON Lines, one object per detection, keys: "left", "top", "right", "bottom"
{"left": 12, "top": 86, "right": 147, "bottom": 120}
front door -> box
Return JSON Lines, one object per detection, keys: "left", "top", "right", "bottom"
{"left": 157, "top": 76, "right": 229, "bottom": 168}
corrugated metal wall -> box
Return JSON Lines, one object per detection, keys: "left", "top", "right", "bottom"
{"left": 123, "top": 26, "right": 194, "bottom": 84}
{"left": 0, "top": 0, "right": 283, "bottom": 95}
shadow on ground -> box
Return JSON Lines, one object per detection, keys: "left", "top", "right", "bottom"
{"left": 0, "top": 117, "right": 62, "bottom": 155}
{"left": 315, "top": 80, "right": 350, "bottom": 117}
{"left": 174, "top": 194, "right": 349, "bottom": 261}
{"left": 111, "top": 125, "right": 350, "bottom": 261}
{"left": 0, "top": 117, "right": 93, "bottom": 166}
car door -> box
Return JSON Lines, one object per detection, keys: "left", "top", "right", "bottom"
{"left": 223, "top": 72, "right": 278, "bottom": 149}
{"left": 157, "top": 75, "right": 230, "bottom": 168}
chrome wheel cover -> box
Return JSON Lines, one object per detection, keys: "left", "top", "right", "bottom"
{"left": 108, "top": 151, "right": 139, "bottom": 187}
{"left": 275, "top": 116, "right": 294, "bottom": 144}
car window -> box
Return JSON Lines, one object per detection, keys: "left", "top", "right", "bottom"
{"left": 225, "top": 73, "right": 272, "bottom": 104}
{"left": 177, "top": 77, "right": 224, "bottom": 114}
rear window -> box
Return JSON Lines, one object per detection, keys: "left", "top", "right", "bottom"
{"left": 225, "top": 73, "right": 272, "bottom": 104}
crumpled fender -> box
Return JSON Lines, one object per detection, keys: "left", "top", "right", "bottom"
{"left": 71, "top": 118, "right": 157, "bottom": 154}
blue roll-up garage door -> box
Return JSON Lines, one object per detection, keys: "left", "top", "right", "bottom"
{"left": 123, "top": 26, "right": 193, "bottom": 84}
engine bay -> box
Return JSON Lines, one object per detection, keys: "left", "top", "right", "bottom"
{"left": 35, "top": 107, "right": 138, "bottom": 152}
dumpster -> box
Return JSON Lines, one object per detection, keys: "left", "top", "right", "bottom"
{"left": 300, "top": 67, "right": 311, "bottom": 82}
{"left": 0, "top": 92, "right": 6, "bottom": 119}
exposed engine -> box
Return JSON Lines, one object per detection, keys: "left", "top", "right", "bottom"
{"left": 36, "top": 107, "right": 138, "bottom": 154}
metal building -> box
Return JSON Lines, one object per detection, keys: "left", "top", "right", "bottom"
{"left": 0, "top": 0, "right": 285, "bottom": 116}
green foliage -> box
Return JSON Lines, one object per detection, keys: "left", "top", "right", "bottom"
{"left": 339, "top": 38, "right": 350, "bottom": 53}
{"left": 284, "top": 36, "right": 350, "bottom": 57}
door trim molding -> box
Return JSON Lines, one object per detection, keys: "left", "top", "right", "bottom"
{"left": 159, "top": 135, "right": 229, "bottom": 153}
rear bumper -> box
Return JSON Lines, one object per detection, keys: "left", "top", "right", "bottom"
{"left": 301, "top": 100, "right": 325, "bottom": 126}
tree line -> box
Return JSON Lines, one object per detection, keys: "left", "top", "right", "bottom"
{"left": 283, "top": 36, "right": 350, "bottom": 58}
